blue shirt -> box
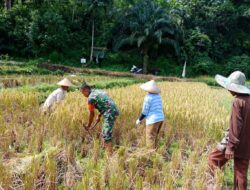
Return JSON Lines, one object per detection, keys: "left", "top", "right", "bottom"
{"left": 142, "top": 93, "right": 164, "bottom": 125}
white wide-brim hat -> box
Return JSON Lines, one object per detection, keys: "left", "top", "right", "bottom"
{"left": 215, "top": 71, "right": 250, "bottom": 94}
{"left": 57, "top": 78, "right": 73, "bottom": 87}
{"left": 140, "top": 80, "right": 160, "bottom": 94}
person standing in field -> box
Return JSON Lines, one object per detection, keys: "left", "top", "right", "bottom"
{"left": 136, "top": 80, "right": 164, "bottom": 149}
{"left": 42, "top": 78, "right": 73, "bottom": 112}
{"left": 80, "top": 83, "right": 119, "bottom": 156}
{"left": 208, "top": 71, "right": 250, "bottom": 190}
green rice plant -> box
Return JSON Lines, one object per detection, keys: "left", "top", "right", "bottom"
{"left": 182, "top": 164, "right": 193, "bottom": 189}
{"left": 135, "top": 175, "right": 143, "bottom": 190}
{"left": 214, "top": 168, "right": 225, "bottom": 190}
{"left": 164, "top": 173, "right": 175, "bottom": 190}
{"left": 170, "top": 148, "right": 182, "bottom": 173}
{"left": 23, "top": 158, "right": 41, "bottom": 190}
{"left": 127, "top": 157, "right": 138, "bottom": 187}
{"left": 45, "top": 152, "right": 57, "bottom": 190}
{"left": 0, "top": 162, "right": 12, "bottom": 189}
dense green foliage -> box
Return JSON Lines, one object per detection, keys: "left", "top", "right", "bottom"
{"left": 0, "top": 0, "right": 249, "bottom": 76}
{"left": 111, "top": 0, "right": 182, "bottom": 73}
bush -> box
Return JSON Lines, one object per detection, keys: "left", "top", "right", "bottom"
{"left": 49, "top": 51, "right": 64, "bottom": 63}
{"left": 190, "top": 55, "right": 218, "bottom": 76}
{"left": 153, "top": 57, "right": 182, "bottom": 76}
{"left": 224, "top": 55, "right": 250, "bottom": 77}
{"left": 0, "top": 5, "right": 31, "bottom": 56}
{"left": 99, "top": 52, "right": 141, "bottom": 71}
{"left": 29, "top": 9, "right": 70, "bottom": 56}
{"left": 183, "top": 29, "right": 212, "bottom": 60}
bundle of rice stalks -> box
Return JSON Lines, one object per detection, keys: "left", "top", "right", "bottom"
{"left": 2, "top": 147, "right": 83, "bottom": 189}
{"left": 55, "top": 150, "right": 83, "bottom": 188}
{"left": 10, "top": 173, "right": 23, "bottom": 190}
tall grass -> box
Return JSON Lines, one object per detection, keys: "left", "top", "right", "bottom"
{"left": 0, "top": 81, "right": 234, "bottom": 189}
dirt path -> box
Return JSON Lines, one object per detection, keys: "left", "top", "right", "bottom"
{"left": 38, "top": 62, "right": 192, "bottom": 82}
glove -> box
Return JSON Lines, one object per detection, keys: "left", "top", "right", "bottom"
{"left": 136, "top": 119, "right": 141, "bottom": 125}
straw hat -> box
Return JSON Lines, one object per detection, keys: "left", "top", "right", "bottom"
{"left": 140, "top": 80, "right": 160, "bottom": 94}
{"left": 57, "top": 78, "right": 73, "bottom": 87}
{"left": 215, "top": 71, "right": 250, "bottom": 94}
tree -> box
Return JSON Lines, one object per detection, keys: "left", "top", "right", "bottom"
{"left": 85, "top": 0, "right": 112, "bottom": 62}
{"left": 4, "top": 0, "right": 12, "bottom": 10}
{"left": 112, "top": 0, "right": 182, "bottom": 74}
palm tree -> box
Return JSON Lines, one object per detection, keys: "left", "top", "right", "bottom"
{"left": 86, "top": 0, "right": 112, "bottom": 62}
{"left": 112, "top": 0, "right": 182, "bottom": 74}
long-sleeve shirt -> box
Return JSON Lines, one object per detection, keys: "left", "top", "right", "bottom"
{"left": 141, "top": 93, "right": 164, "bottom": 125}
{"left": 227, "top": 94, "right": 250, "bottom": 159}
{"left": 42, "top": 88, "right": 66, "bottom": 111}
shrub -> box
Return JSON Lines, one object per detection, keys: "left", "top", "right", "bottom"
{"left": 29, "top": 9, "right": 70, "bottom": 56}
{"left": 153, "top": 57, "right": 182, "bottom": 76}
{"left": 0, "top": 5, "right": 31, "bottom": 56}
{"left": 49, "top": 51, "right": 64, "bottom": 63}
{"left": 224, "top": 55, "right": 250, "bottom": 77}
{"left": 190, "top": 55, "right": 218, "bottom": 76}
{"left": 183, "top": 29, "right": 212, "bottom": 60}
{"left": 99, "top": 52, "right": 141, "bottom": 71}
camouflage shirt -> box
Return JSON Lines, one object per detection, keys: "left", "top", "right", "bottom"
{"left": 88, "top": 89, "right": 119, "bottom": 117}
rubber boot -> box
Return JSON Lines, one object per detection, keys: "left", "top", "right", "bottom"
{"left": 104, "top": 141, "right": 113, "bottom": 156}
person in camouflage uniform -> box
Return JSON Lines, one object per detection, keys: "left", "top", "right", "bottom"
{"left": 80, "top": 83, "right": 119, "bottom": 155}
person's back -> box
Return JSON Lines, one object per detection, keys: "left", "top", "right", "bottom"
{"left": 231, "top": 94, "right": 250, "bottom": 159}
{"left": 88, "top": 89, "right": 119, "bottom": 116}
{"left": 42, "top": 88, "right": 65, "bottom": 111}
{"left": 143, "top": 93, "right": 164, "bottom": 125}
{"left": 136, "top": 80, "right": 165, "bottom": 149}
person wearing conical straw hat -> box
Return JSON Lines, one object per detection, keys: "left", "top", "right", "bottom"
{"left": 208, "top": 71, "right": 250, "bottom": 190}
{"left": 42, "top": 78, "right": 73, "bottom": 112}
{"left": 136, "top": 80, "right": 164, "bottom": 149}
{"left": 80, "top": 83, "right": 119, "bottom": 156}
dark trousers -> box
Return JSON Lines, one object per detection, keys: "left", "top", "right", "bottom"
{"left": 208, "top": 148, "right": 249, "bottom": 190}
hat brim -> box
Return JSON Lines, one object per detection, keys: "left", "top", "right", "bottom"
{"left": 140, "top": 84, "right": 161, "bottom": 94}
{"left": 215, "top": 74, "right": 250, "bottom": 94}
{"left": 57, "top": 82, "right": 73, "bottom": 87}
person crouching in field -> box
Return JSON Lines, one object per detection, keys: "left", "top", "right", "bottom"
{"left": 136, "top": 80, "right": 164, "bottom": 149}
{"left": 42, "top": 78, "right": 73, "bottom": 113}
{"left": 80, "top": 83, "right": 119, "bottom": 156}
{"left": 208, "top": 71, "right": 250, "bottom": 190}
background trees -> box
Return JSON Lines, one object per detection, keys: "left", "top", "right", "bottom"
{"left": 112, "top": 0, "right": 182, "bottom": 74}
{"left": 0, "top": 0, "right": 249, "bottom": 76}
{"left": 85, "top": 0, "right": 112, "bottom": 62}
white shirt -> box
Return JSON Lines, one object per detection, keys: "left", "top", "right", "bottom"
{"left": 142, "top": 93, "right": 164, "bottom": 125}
{"left": 42, "top": 88, "right": 66, "bottom": 111}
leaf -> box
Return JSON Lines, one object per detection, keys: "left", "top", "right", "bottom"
{"left": 137, "top": 36, "right": 146, "bottom": 47}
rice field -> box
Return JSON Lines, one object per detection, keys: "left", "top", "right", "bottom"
{"left": 0, "top": 72, "right": 241, "bottom": 190}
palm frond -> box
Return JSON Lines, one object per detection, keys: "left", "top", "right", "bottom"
{"left": 137, "top": 36, "right": 146, "bottom": 47}
{"left": 111, "top": 0, "right": 182, "bottom": 56}
{"left": 162, "top": 38, "right": 181, "bottom": 56}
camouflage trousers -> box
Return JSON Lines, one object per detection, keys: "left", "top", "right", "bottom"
{"left": 102, "top": 113, "right": 118, "bottom": 142}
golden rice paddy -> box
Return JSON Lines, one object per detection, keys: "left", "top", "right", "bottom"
{"left": 0, "top": 79, "right": 235, "bottom": 189}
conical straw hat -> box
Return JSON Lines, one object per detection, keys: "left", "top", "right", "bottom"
{"left": 215, "top": 71, "right": 250, "bottom": 94}
{"left": 140, "top": 80, "right": 160, "bottom": 94}
{"left": 57, "top": 78, "right": 73, "bottom": 87}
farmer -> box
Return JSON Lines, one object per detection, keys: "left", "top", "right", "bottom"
{"left": 80, "top": 83, "right": 119, "bottom": 156}
{"left": 208, "top": 71, "right": 250, "bottom": 190}
{"left": 136, "top": 80, "right": 164, "bottom": 149}
{"left": 42, "top": 78, "right": 73, "bottom": 112}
